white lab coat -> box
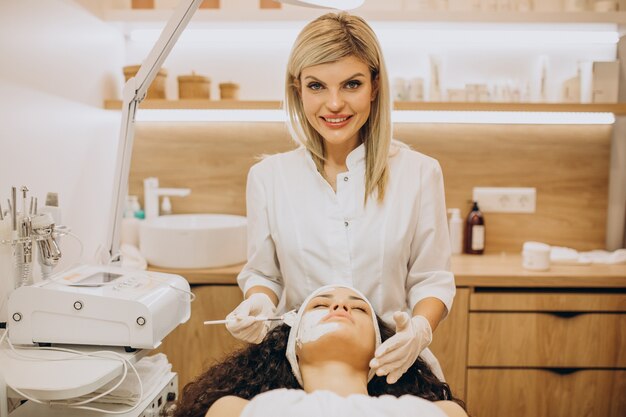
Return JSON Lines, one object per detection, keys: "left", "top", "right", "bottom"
{"left": 237, "top": 140, "right": 455, "bottom": 325}
{"left": 240, "top": 389, "right": 448, "bottom": 417}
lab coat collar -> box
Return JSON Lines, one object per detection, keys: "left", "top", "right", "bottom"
{"left": 345, "top": 143, "right": 365, "bottom": 171}
{"left": 303, "top": 142, "right": 365, "bottom": 173}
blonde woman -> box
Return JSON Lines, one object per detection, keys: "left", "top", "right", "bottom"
{"left": 226, "top": 12, "right": 455, "bottom": 385}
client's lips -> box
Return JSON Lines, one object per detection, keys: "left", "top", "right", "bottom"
{"left": 323, "top": 310, "right": 354, "bottom": 323}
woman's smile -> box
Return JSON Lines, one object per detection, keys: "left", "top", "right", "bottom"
{"left": 320, "top": 114, "right": 353, "bottom": 129}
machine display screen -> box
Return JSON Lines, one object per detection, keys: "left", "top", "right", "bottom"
{"left": 79, "top": 272, "right": 123, "bottom": 284}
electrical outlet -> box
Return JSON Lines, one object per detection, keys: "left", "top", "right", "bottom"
{"left": 472, "top": 187, "right": 536, "bottom": 213}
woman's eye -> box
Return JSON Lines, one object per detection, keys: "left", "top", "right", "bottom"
{"left": 307, "top": 82, "right": 323, "bottom": 91}
{"left": 353, "top": 306, "right": 367, "bottom": 312}
{"left": 345, "top": 80, "right": 362, "bottom": 89}
{"left": 313, "top": 304, "right": 328, "bottom": 309}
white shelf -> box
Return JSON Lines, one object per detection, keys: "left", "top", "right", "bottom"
{"left": 103, "top": 9, "right": 626, "bottom": 24}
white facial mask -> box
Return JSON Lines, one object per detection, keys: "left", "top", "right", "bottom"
{"left": 297, "top": 309, "right": 341, "bottom": 345}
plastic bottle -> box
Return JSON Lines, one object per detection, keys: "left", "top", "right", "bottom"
{"left": 124, "top": 195, "right": 141, "bottom": 218}
{"left": 464, "top": 201, "right": 485, "bottom": 255}
{"left": 121, "top": 195, "right": 143, "bottom": 247}
{"left": 160, "top": 196, "right": 172, "bottom": 215}
{"left": 447, "top": 208, "right": 463, "bottom": 255}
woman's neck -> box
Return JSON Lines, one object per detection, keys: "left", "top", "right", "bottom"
{"left": 300, "top": 361, "right": 369, "bottom": 397}
{"left": 324, "top": 137, "right": 360, "bottom": 170}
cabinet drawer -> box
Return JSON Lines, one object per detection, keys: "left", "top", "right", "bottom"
{"left": 468, "top": 312, "right": 626, "bottom": 367}
{"left": 467, "top": 369, "right": 626, "bottom": 417}
{"left": 470, "top": 290, "right": 626, "bottom": 312}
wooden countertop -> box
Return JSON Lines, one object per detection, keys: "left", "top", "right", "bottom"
{"left": 149, "top": 254, "right": 626, "bottom": 288}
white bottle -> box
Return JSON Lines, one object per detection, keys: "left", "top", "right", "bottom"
{"left": 161, "top": 196, "right": 172, "bottom": 216}
{"left": 124, "top": 195, "right": 141, "bottom": 218}
{"left": 447, "top": 208, "right": 463, "bottom": 255}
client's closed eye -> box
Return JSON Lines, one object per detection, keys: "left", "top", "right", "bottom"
{"left": 313, "top": 304, "right": 329, "bottom": 309}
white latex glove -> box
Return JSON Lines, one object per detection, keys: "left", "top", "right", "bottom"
{"left": 369, "top": 312, "right": 432, "bottom": 384}
{"left": 225, "top": 293, "right": 276, "bottom": 344}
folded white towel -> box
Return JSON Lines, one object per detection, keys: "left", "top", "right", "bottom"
{"left": 241, "top": 389, "right": 447, "bottom": 417}
{"left": 579, "top": 249, "right": 626, "bottom": 265}
{"left": 551, "top": 246, "right": 626, "bottom": 265}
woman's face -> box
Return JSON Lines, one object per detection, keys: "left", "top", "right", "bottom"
{"left": 296, "top": 287, "right": 376, "bottom": 367}
{"left": 299, "top": 55, "right": 377, "bottom": 152}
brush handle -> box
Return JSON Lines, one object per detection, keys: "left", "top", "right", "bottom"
{"left": 203, "top": 316, "right": 283, "bottom": 326}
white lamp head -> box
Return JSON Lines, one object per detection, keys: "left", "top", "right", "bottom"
{"left": 277, "top": 0, "right": 364, "bottom": 10}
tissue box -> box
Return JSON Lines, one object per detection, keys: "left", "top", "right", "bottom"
{"left": 592, "top": 61, "right": 619, "bottom": 103}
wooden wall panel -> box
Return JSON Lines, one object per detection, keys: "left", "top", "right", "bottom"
{"left": 129, "top": 122, "right": 611, "bottom": 253}
{"left": 129, "top": 122, "right": 296, "bottom": 217}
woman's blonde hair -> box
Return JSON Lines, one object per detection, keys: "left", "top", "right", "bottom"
{"left": 285, "top": 12, "right": 391, "bottom": 204}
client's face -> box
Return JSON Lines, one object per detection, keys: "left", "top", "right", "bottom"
{"left": 296, "top": 287, "right": 376, "bottom": 369}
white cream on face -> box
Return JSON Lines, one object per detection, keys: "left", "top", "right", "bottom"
{"left": 297, "top": 309, "right": 341, "bottom": 344}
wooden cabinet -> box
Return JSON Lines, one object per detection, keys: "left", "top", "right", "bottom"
{"left": 429, "top": 287, "right": 469, "bottom": 402}
{"left": 466, "top": 289, "right": 626, "bottom": 417}
{"left": 467, "top": 369, "right": 626, "bottom": 417}
{"left": 153, "top": 285, "right": 244, "bottom": 394}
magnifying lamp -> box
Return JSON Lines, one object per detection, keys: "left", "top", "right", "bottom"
{"left": 106, "top": 0, "right": 365, "bottom": 262}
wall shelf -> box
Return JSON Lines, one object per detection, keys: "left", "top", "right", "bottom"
{"left": 104, "top": 99, "right": 626, "bottom": 114}
{"left": 103, "top": 9, "right": 626, "bottom": 24}
{"left": 104, "top": 99, "right": 282, "bottom": 110}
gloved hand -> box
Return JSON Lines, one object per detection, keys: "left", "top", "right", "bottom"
{"left": 225, "top": 293, "right": 277, "bottom": 344}
{"left": 369, "top": 312, "right": 432, "bottom": 384}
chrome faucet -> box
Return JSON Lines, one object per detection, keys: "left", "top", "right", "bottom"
{"left": 143, "top": 177, "right": 190, "bottom": 220}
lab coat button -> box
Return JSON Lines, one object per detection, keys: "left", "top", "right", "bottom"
{"left": 343, "top": 176, "right": 348, "bottom": 182}
{"left": 344, "top": 221, "right": 349, "bottom": 227}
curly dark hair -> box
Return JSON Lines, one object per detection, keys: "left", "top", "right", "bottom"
{"left": 174, "top": 317, "right": 465, "bottom": 417}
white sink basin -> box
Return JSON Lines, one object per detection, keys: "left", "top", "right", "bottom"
{"left": 139, "top": 214, "right": 247, "bottom": 269}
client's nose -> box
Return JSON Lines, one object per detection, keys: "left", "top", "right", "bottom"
{"left": 331, "top": 301, "right": 349, "bottom": 312}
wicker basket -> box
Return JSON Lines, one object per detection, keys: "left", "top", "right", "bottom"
{"left": 123, "top": 65, "right": 167, "bottom": 99}
{"left": 178, "top": 73, "right": 211, "bottom": 99}
{"left": 219, "top": 82, "right": 240, "bottom": 100}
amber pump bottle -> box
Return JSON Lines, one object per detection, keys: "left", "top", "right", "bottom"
{"left": 464, "top": 201, "right": 485, "bottom": 255}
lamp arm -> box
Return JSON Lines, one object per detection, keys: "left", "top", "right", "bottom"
{"left": 106, "top": 0, "right": 204, "bottom": 262}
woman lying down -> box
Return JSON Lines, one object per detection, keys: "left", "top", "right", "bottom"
{"left": 174, "top": 285, "right": 468, "bottom": 417}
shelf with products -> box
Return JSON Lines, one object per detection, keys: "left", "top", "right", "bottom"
{"left": 102, "top": 9, "right": 626, "bottom": 24}
{"left": 103, "top": 99, "right": 626, "bottom": 114}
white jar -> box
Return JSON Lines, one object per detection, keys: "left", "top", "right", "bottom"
{"left": 522, "top": 241, "right": 551, "bottom": 271}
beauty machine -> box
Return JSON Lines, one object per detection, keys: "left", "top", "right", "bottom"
{"left": 7, "top": 265, "right": 190, "bottom": 350}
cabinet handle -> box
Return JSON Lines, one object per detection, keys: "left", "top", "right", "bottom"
{"left": 545, "top": 368, "right": 582, "bottom": 375}
{"left": 545, "top": 312, "right": 583, "bottom": 318}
